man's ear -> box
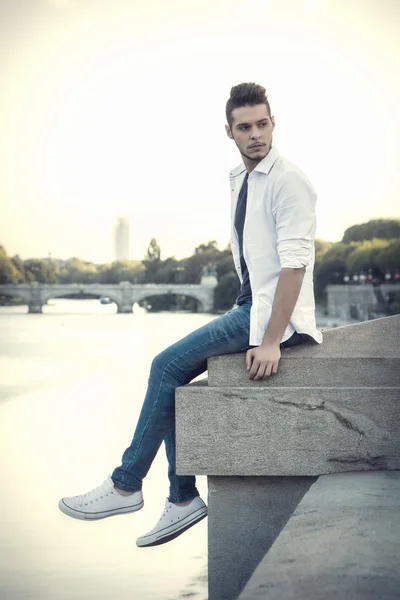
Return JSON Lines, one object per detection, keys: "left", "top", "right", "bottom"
{"left": 225, "top": 124, "right": 233, "bottom": 139}
{"left": 271, "top": 116, "right": 276, "bottom": 131}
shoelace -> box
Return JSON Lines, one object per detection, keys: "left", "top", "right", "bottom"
{"left": 76, "top": 479, "right": 114, "bottom": 506}
{"left": 144, "top": 502, "right": 190, "bottom": 534}
{"left": 158, "top": 503, "right": 172, "bottom": 522}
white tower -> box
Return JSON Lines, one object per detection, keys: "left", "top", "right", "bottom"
{"left": 113, "top": 217, "right": 130, "bottom": 261}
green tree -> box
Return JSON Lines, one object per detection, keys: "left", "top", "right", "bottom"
{"left": 314, "top": 258, "right": 347, "bottom": 302}
{"left": 342, "top": 219, "right": 400, "bottom": 243}
{"left": 100, "top": 260, "right": 145, "bottom": 284}
{"left": 315, "top": 239, "right": 333, "bottom": 262}
{"left": 194, "top": 241, "right": 219, "bottom": 255}
{"left": 314, "top": 239, "right": 334, "bottom": 282}
{"left": 11, "top": 255, "right": 26, "bottom": 283}
{"left": 152, "top": 257, "right": 180, "bottom": 284}
{"left": 315, "top": 239, "right": 332, "bottom": 254}
{"left": 314, "top": 241, "right": 357, "bottom": 300}
{"left": 215, "top": 248, "right": 236, "bottom": 281}
{"left": 320, "top": 242, "right": 356, "bottom": 263}
{"left": 0, "top": 246, "right": 21, "bottom": 284}
{"left": 183, "top": 240, "right": 222, "bottom": 284}
{"left": 59, "top": 258, "right": 98, "bottom": 284}
{"left": 23, "top": 259, "right": 58, "bottom": 283}
{"left": 214, "top": 271, "right": 240, "bottom": 311}
{"left": 346, "top": 239, "right": 389, "bottom": 277}
{"left": 375, "top": 239, "right": 400, "bottom": 273}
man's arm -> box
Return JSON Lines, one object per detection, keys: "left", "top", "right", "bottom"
{"left": 246, "top": 267, "right": 305, "bottom": 380}
{"left": 246, "top": 169, "right": 316, "bottom": 380}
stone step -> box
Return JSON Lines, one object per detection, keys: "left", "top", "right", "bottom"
{"left": 208, "top": 314, "right": 400, "bottom": 387}
{"left": 175, "top": 386, "right": 400, "bottom": 476}
{"left": 295, "top": 314, "right": 399, "bottom": 357}
{"left": 239, "top": 471, "right": 400, "bottom": 600}
{"left": 207, "top": 356, "right": 400, "bottom": 388}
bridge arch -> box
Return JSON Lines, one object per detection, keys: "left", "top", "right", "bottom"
{"left": 41, "top": 291, "right": 122, "bottom": 312}
{"left": 134, "top": 291, "right": 204, "bottom": 313}
{"left": 0, "top": 290, "right": 30, "bottom": 306}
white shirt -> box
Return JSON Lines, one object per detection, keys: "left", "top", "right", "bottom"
{"left": 229, "top": 146, "right": 323, "bottom": 346}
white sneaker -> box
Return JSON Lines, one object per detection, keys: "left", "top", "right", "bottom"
{"left": 58, "top": 475, "right": 144, "bottom": 520}
{"left": 136, "top": 496, "right": 207, "bottom": 547}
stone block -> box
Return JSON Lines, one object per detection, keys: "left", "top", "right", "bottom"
{"left": 207, "top": 314, "right": 400, "bottom": 388}
{"left": 207, "top": 356, "right": 400, "bottom": 388}
{"left": 176, "top": 387, "right": 400, "bottom": 476}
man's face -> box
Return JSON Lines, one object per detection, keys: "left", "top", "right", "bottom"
{"left": 226, "top": 104, "right": 275, "bottom": 163}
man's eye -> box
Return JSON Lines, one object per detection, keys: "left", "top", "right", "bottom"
{"left": 259, "top": 121, "right": 268, "bottom": 127}
{"left": 240, "top": 126, "right": 249, "bottom": 131}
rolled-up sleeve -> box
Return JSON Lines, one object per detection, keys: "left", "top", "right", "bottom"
{"left": 272, "top": 170, "right": 317, "bottom": 269}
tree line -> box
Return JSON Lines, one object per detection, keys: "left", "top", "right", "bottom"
{"left": 1, "top": 219, "right": 399, "bottom": 311}
{"left": 314, "top": 220, "right": 400, "bottom": 301}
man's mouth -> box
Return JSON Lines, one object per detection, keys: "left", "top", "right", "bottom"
{"left": 249, "top": 143, "right": 265, "bottom": 149}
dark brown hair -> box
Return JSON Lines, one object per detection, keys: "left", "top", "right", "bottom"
{"left": 226, "top": 83, "right": 271, "bottom": 127}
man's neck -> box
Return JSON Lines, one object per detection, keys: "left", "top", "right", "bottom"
{"left": 242, "top": 157, "right": 259, "bottom": 174}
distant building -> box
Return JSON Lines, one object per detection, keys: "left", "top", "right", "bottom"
{"left": 113, "top": 217, "right": 130, "bottom": 261}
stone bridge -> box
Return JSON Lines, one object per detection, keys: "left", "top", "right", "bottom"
{"left": 0, "top": 278, "right": 217, "bottom": 314}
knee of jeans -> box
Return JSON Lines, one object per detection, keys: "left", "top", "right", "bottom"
{"left": 151, "top": 351, "right": 169, "bottom": 374}
{"left": 151, "top": 350, "right": 188, "bottom": 385}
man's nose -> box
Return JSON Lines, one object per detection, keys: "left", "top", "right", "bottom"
{"left": 250, "top": 127, "right": 261, "bottom": 139}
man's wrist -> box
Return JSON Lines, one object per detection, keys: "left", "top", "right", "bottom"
{"left": 261, "top": 334, "right": 281, "bottom": 347}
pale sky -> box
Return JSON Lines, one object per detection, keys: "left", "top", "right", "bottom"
{"left": 0, "top": 0, "right": 399, "bottom": 263}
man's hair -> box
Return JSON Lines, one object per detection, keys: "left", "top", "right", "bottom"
{"left": 226, "top": 82, "right": 271, "bottom": 128}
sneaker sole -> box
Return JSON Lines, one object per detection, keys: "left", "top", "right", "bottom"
{"left": 136, "top": 507, "right": 207, "bottom": 547}
{"left": 58, "top": 498, "right": 144, "bottom": 520}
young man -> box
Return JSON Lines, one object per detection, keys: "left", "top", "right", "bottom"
{"left": 58, "top": 82, "right": 322, "bottom": 546}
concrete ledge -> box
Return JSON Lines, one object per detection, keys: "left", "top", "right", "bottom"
{"left": 176, "top": 387, "right": 400, "bottom": 475}
{"left": 239, "top": 471, "right": 400, "bottom": 600}
{"left": 207, "top": 314, "right": 400, "bottom": 387}
{"left": 207, "top": 357, "right": 400, "bottom": 388}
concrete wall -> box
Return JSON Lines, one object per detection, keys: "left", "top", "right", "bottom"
{"left": 326, "top": 284, "right": 400, "bottom": 321}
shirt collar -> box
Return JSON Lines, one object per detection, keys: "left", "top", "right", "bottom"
{"left": 230, "top": 146, "right": 280, "bottom": 178}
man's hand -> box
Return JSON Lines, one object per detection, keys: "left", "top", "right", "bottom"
{"left": 246, "top": 343, "right": 281, "bottom": 380}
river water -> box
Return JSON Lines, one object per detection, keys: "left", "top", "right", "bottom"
{"left": 0, "top": 300, "right": 213, "bottom": 600}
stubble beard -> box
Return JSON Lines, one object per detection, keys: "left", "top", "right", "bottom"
{"left": 232, "top": 136, "right": 272, "bottom": 164}
{"left": 240, "top": 144, "right": 271, "bottom": 164}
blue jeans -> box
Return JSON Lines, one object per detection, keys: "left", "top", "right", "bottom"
{"left": 111, "top": 301, "right": 302, "bottom": 502}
